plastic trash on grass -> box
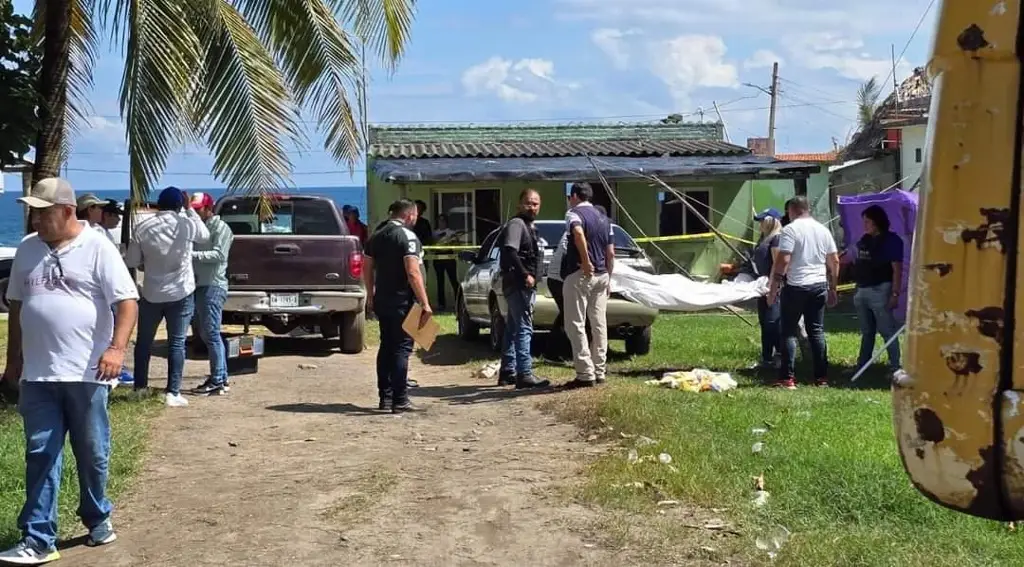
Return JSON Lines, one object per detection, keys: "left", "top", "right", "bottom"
{"left": 475, "top": 362, "right": 501, "bottom": 380}
{"left": 755, "top": 525, "right": 791, "bottom": 560}
{"left": 644, "top": 369, "right": 737, "bottom": 393}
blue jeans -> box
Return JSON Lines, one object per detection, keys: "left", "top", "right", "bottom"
{"left": 854, "top": 282, "right": 902, "bottom": 370}
{"left": 375, "top": 303, "right": 414, "bottom": 404}
{"left": 18, "top": 383, "right": 111, "bottom": 551}
{"left": 756, "top": 297, "right": 781, "bottom": 363}
{"left": 195, "top": 286, "right": 228, "bottom": 385}
{"left": 501, "top": 288, "right": 536, "bottom": 377}
{"left": 134, "top": 295, "right": 195, "bottom": 395}
{"left": 780, "top": 283, "right": 829, "bottom": 380}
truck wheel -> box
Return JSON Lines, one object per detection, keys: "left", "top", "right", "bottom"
{"left": 489, "top": 302, "right": 504, "bottom": 353}
{"left": 339, "top": 311, "right": 365, "bottom": 354}
{"left": 624, "top": 326, "right": 652, "bottom": 356}
{"left": 457, "top": 293, "right": 480, "bottom": 340}
{"left": 0, "top": 278, "right": 10, "bottom": 314}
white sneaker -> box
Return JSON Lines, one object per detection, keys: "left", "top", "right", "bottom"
{"left": 165, "top": 393, "right": 189, "bottom": 407}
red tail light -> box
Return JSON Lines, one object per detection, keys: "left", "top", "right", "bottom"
{"left": 349, "top": 251, "right": 363, "bottom": 279}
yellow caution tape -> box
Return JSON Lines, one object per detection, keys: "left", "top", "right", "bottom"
{"left": 633, "top": 232, "right": 758, "bottom": 246}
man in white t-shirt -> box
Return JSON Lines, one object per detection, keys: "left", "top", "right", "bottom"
{"left": 767, "top": 196, "right": 840, "bottom": 389}
{"left": 126, "top": 186, "right": 209, "bottom": 407}
{"left": 0, "top": 178, "right": 139, "bottom": 565}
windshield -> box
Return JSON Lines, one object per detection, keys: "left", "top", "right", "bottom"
{"left": 534, "top": 222, "right": 639, "bottom": 250}
{"left": 218, "top": 198, "right": 342, "bottom": 236}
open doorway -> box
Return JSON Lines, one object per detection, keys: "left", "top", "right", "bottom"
{"left": 434, "top": 188, "right": 503, "bottom": 245}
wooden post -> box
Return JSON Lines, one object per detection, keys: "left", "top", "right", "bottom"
{"left": 767, "top": 62, "right": 779, "bottom": 156}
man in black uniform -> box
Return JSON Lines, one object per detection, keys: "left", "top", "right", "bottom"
{"left": 498, "top": 189, "right": 551, "bottom": 389}
{"left": 364, "top": 199, "right": 432, "bottom": 413}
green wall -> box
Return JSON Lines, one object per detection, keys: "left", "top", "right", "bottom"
{"left": 366, "top": 167, "right": 831, "bottom": 287}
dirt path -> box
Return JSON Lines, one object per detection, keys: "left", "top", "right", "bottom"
{"left": 60, "top": 338, "right": 674, "bottom": 567}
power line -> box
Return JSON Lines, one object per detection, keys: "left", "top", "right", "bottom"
{"left": 62, "top": 167, "right": 367, "bottom": 176}
{"left": 66, "top": 99, "right": 856, "bottom": 157}
{"left": 79, "top": 99, "right": 853, "bottom": 131}
{"left": 881, "top": 0, "right": 937, "bottom": 89}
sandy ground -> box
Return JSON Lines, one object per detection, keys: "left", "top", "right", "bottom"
{"left": 52, "top": 336, "right": 728, "bottom": 567}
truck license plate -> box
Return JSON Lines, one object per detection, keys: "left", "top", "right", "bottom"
{"left": 270, "top": 293, "right": 300, "bottom": 308}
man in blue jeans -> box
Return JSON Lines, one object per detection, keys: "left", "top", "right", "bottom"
{"left": 0, "top": 178, "right": 139, "bottom": 565}
{"left": 126, "top": 187, "right": 209, "bottom": 407}
{"left": 189, "top": 192, "right": 235, "bottom": 396}
{"left": 363, "top": 199, "right": 432, "bottom": 413}
{"left": 767, "top": 197, "right": 840, "bottom": 389}
{"left": 498, "top": 189, "right": 550, "bottom": 389}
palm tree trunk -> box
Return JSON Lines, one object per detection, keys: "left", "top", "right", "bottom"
{"left": 32, "top": 0, "right": 72, "bottom": 185}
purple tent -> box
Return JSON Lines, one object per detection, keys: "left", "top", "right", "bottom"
{"left": 836, "top": 190, "right": 918, "bottom": 321}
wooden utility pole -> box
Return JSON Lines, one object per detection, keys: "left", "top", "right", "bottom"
{"left": 767, "top": 62, "right": 779, "bottom": 156}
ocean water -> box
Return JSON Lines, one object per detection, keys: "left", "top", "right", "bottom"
{"left": 0, "top": 185, "right": 367, "bottom": 246}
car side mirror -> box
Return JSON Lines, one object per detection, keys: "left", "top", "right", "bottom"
{"left": 458, "top": 250, "right": 477, "bottom": 263}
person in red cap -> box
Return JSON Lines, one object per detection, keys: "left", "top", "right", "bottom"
{"left": 189, "top": 192, "right": 234, "bottom": 396}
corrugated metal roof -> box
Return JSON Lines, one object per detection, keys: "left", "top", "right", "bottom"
{"left": 371, "top": 155, "right": 821, "bottom": 183}
{"left": 369, "top": 139, "right": 748, "bottom": 159}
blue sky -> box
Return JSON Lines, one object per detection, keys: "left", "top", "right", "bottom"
{"left": 3, "top": 0, "right": 938, "bottom": 193}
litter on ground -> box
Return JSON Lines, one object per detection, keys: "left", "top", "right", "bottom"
{"left": 644, "top": 369, "right": 737, "bottom": 392}
{"left": 474, "top": 361, "right": 501, "bottom": 380}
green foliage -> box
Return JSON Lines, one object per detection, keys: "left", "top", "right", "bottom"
{"left": 0, "top": 1, "right": 40, "bottom": 169}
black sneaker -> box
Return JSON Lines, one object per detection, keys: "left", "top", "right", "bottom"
{"left": 379, "top": 397, "right": 392, "bottom": 411}
{"left": 562, "top": 379, "right": 597, "bottom": 390}
{"left": 497, "top": 371, "right": 516, "bottom": 386}
{"left": 515, "top": 374, "right": 551, "bottom": 390}
{"left": 194, "top": 382, "right": 227, "bottom": 396}
{"left": 392, "top": 401, "right": 424, "bottom": 413}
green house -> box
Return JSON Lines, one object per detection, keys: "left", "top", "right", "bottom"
{"left": 365, "top": 123, "right": 823, "bottom": 299}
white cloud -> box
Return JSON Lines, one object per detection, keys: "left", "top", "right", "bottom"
{"left": 82, "top": 115, "right": 125, "bottom": 145}
{"left": 591, "top": 28, "right": 638, "bottom": 69}
{"left": 781, "top": 32, "right": 910, "bottom": 81}
{"left": 744, "top": 49, "right": 782, "bottom": 69}
{"left": 648, "top": 35, "right": 738, "bottom": 107}
{"left": 461, "top": 57, "right": 577, "bottom": 103}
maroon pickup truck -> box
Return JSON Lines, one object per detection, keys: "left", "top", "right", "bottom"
{"left": 216, "top": 194, "right": 366, "bottom": 353}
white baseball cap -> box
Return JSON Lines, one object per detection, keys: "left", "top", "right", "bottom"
{"left": 18, "top": 178, "right": 77, "bottom": 209}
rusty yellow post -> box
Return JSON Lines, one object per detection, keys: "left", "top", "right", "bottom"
{"left": 895, "top": 0, "right": 1024, "bottom": 520}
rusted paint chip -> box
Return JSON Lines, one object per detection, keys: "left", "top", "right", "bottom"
{"left": 957, "top": 24, "right": 990, "bottom": 51}
{"left": 924, "top": 263, "right": 954, "bottom": 276}
{"left": 966, "top": 307, "right": 1005, "bottom": 342}
{"left": 915, "top": 408, "right": 946, "bottom": 443}
{"left": 943, "top": 350, "right": 983, "bottom": 394}
{"left": 961, "top": 208, "right": 1010, "bottom": 252}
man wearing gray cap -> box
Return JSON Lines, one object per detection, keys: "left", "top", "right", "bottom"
{"left": 0, "top": 178, "right": 139, "bottom": 565}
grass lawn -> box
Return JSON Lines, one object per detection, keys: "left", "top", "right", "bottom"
{"left": 423, "top": 310, "right": 1024, "bottom": 566}
{"left": 0, "top": 328, "right": 161, "bottom": 548}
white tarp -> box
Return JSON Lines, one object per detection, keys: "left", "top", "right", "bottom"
{"left": 611, "top": 264, "right": 768, "bottom": 312}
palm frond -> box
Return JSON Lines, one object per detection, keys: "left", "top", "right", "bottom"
{"left": 856, "top": 77, "right": 881, "bottom": 129}
{"left": 338, "top": 0, "right": 415, "bottom": 70}
{"left": 192, "top": 0, "right": 299, "bottom": 198}
{"left": 240, "top": 0, "right": 364, "bottom": 165}
{"left": 118, "top": 0, "right": 204, "bottom": 203}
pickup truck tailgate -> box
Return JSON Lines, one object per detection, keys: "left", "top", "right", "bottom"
{"left": 227, "top": 236, "right": 362, "bottom": 290}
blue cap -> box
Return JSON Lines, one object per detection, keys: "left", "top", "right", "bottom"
{"left": 753, "top": 207, "right": 781, "bottom": 221}
{"left": 157, "top": 186, "right": 184, "bottom": 210}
